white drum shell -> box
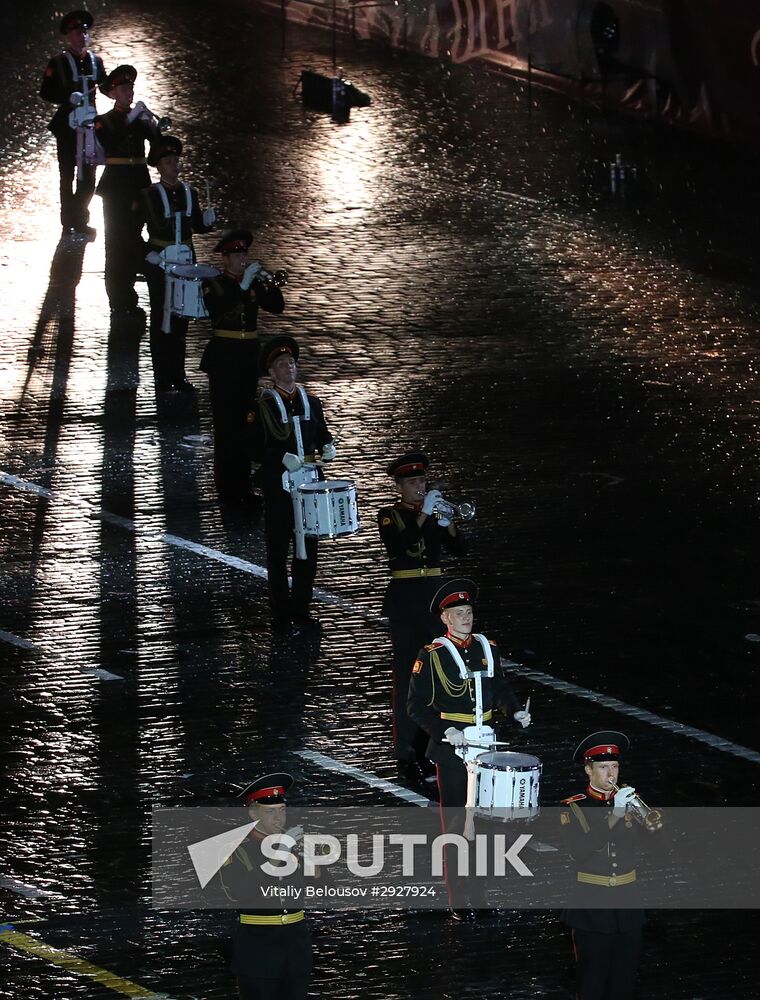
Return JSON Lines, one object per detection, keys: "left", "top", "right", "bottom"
{"left": 473, "top": 751, "right": 541, "bottom": 821}
{"left": 296, "top": 479, "right": 359, "bottom": 539}
{"left": 167, "top": 264, "right": 220, "bottom": 320}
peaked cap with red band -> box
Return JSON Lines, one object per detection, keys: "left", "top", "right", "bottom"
{"left": 430, "top": 577, "right": 478, "bottom": 615}
{"left": 262, "top": 335, "right": 299, "bottom": 373}
{"left": 573, "top": 730, "right": 630, "bottom": 765}
{"left": 386, "top": 451, "right": 429, "bottom": 479}
{"left": 238, "top": 772, "right": 294, "bottom": 805}
{"left": 103, "top": 64, "right": 137, "bottom": 93}
{"left": 213, "top": 229, "right": 253, "bottom": 254}
{"left": 61, "top": 10, "right": 94, "bottom": 33}
{"left": 148, "top": 135, "right": 182, "bottom": 167}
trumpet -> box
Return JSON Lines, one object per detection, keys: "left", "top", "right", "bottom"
{"left": 434, "top": 497, "right": 476, "bottom": 522}
{"left": 611, "top": 783, "right": 664, "bottom": 832}
{"left": 131, "top": 102, "right": 172, "bottom": 133}
{"left": 255, "top": 267, "right": 288, "bottom": 291}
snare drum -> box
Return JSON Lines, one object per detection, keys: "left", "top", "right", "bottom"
{"left": 296, "top": 479, "right": 359, "bottom": 539}
{"left": 473, "top": 751, "right": 541, "bottom": 821}
{"left": 167, "top": 264, "right": 220, "bottom": 320}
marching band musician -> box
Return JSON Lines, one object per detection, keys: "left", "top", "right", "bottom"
{"left": 249, "top": 336, "right": 335, "bottom": 635}
{"left": 407, "top": 578, "right": 531, "bottom": 919}
{"left": 378, "top": 452, "right": 467, "bottom": 785}
{"left": 201, "top": 229, "right": 285, "bottom": 505}
{"left": 219, "top": 773, "right": 313, "bottom": 1000}
{"left": 39, "top": 10, "right": 106, "bottom": 238}
{"left": 93, "top": 65, "right": 159, "bottom": 318}
{"left": 139, "top": 135, "right": 216, "bottom": 392}
{"left": 560, "top": 731, "right": 646, "bottom": 1000}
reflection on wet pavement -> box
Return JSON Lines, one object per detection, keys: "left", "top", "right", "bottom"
{"left": 2, "top": 0, "right": 760, "bottom": 996}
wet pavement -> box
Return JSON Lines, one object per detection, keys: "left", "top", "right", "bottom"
{"left": 2, "top": 0, "right": 760, "bottom": 996}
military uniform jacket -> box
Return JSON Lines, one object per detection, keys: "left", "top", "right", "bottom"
{"left": 249, "top": 386, "right": 332, "bottom": 489}
{"left": 219, "top": 832, "right": 313, "bottom": 980}
{"left": 201, "top": 271, "right": 284, "bottom": 337}
{"left": 378, "top": 502, "right": 467, "bottom": 575}
{"left": 560, "top": 786, "right": 645, "bottom": 933}
{"left": 136, "top": 182, "right": 213, "bottom": 249}
{"left": 407, "top": 636, "right": 521, "bottom": 761}
{"left": 40, "top": 49, "right": 106, "bottom": 136}
{"left": 93, "top": 108, "right": 155, "bottom": 197}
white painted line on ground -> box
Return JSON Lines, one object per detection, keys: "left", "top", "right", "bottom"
{"left": 0, "top": 877, "right": 65, "bottom": 901}
{"left": 3, "top": 470, "right": 759, "bottom": 764}
{"left": 296, "top": 750, "right": 432, "bottom": 806}
{"left": 85, "top": 668, "right": 125, "bottom": 682}
{"left": 0, "top": 630, "right": 123, "bottom": 679}
{"left": 505, "top": 662, "right": 760, "bottom": 765}
{"left": 0, "top": 630, "right": 40, "bottom": 651}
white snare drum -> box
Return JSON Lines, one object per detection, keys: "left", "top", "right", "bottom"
{"left": 167, "top": 264, "right": 220, "bottom": 319}
{"left": 473, "top": 751, "right": 542, "bottom": 821}
{"left": 296, "top": 479, "right": 359, "bottom": 539}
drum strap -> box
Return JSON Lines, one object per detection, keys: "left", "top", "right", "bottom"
{"left": 433, "top": 635, "right": 494, "bottom": 680}
{"left": 434, "top": 635, "right": 493, "bottom": 729}
{"left": 261, "top": 386, "right": 311, "bottom": 424}
{"left": 153, "top": 181, "right": 193, "bottom": 219}
{"left": 64, "top": 51, "right": 97, "bottom": 85}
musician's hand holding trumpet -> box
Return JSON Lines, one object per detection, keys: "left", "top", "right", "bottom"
{"left": 612, "top": 783, "right": 638, "bottom": 818}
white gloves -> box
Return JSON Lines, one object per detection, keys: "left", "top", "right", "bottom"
{"left": 282, "top": 452, "right": 303, "bottom": 473}
{"left": 69, "top": 91, "right": 84, "bottom": 106}
{"left": 145, "top": 250, "right": 162, "bottom": 266}
{"left": 421, "top": 488, "right": 442, "bottom": 516}
{"left": 202, "top": 207, "right": 216, "bottom": 227}
{"left": 322, "top": 441, "right": 336, "bottom": 462}
{"left": 444, "top": 727, "right": 466, "bottom": 747}
{"left": 126, "top": 100, "right": 147, "bottom": 124}
{"left": 240, "top": 262, "right": 263, "bottom": 291}
{"left": 613, "top": 785, "right": 637, "bottom": 817}
{"left": 437, "top": 514, "right": 452, "bottom": 528}
{"left": 513, "top": 710, "right": 531, "bottom": 728}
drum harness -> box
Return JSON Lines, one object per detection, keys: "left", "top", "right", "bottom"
{"left": 432, "top": 636, "right": 500, "bottom": 838}
{"left": 261, "top": 387, "right": 315, "bottom": 561}
{"left": 430, "top": 634, "right": 494, "bottom": 728}
{"left": 157, "top": 200, "right": 195, "bottom": 332}
{"left": 64, "top": 52, "right": 103, "bottom": 178}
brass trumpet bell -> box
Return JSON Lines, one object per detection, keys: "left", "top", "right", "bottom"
{"left": 612, "top": 783, "right": 663, "bottom": 832}
{"left": 433, "top": 497, "right": 476, "bottom": 522}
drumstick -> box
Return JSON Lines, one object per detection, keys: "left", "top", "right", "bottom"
{"left": 525, "top": 696, "right": 531, "bottom": 714}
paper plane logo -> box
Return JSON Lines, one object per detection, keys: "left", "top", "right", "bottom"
{"left": 188, "top": 821, "right": 258, "bottom": 888}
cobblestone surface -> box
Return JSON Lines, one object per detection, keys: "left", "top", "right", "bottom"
{"left": 2, "top": 0, "right": 760, "bottom": 997}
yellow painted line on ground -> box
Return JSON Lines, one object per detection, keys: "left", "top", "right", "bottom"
{"left": 0, "top": 926, "right": 174, "bottom": 998}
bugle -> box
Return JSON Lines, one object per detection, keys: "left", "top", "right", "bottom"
{"left": 255, "top": 266, "right": 288, "bottom": 291}
{"left": 416, "top": 491, "right": 476, "bottom": 522}
{"left": 611, "top": 783, "right": 663, "bottom": 832}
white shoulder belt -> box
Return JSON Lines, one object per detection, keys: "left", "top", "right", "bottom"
{"left": 261, "top": 385, "right": 310, "bottom": 424}
{"left": 153, "top": 181, "right": 193, "bottom": 220}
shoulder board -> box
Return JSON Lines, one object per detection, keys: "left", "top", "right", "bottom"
{"left": 561, "top": 794, "right": 586, "bottom": 805}
{"left": 488, "top": 639, "right": 497, "bottom": 647}
{"left": 424, "top": 642, "right": 442, "bottom": 651}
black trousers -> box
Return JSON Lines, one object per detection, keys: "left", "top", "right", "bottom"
{"left": 436, "top": 748, "right": 486, "bottom": 909}
{"left": 572, "top": 927, "right": 642, "bottom": 1000}
{"left": 384, "top": 578, "right": 438, "bottom": 760}
{"left": 55, "top": 128, "right": 95, "bottom": 230}
{"left": 202, "top": 341, "right": 260, "bottom": 503}
{"left": 102, "top": 195, "right": 144, "bottom": 310}
{"left": 263, "top": 485, "right": 318, "bottom": 623}
{"left": 237, "top": 975, "right": 310, "bottom": 1000}
{"left": 144, "top": 262, "right": 190, "bottom": 386}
